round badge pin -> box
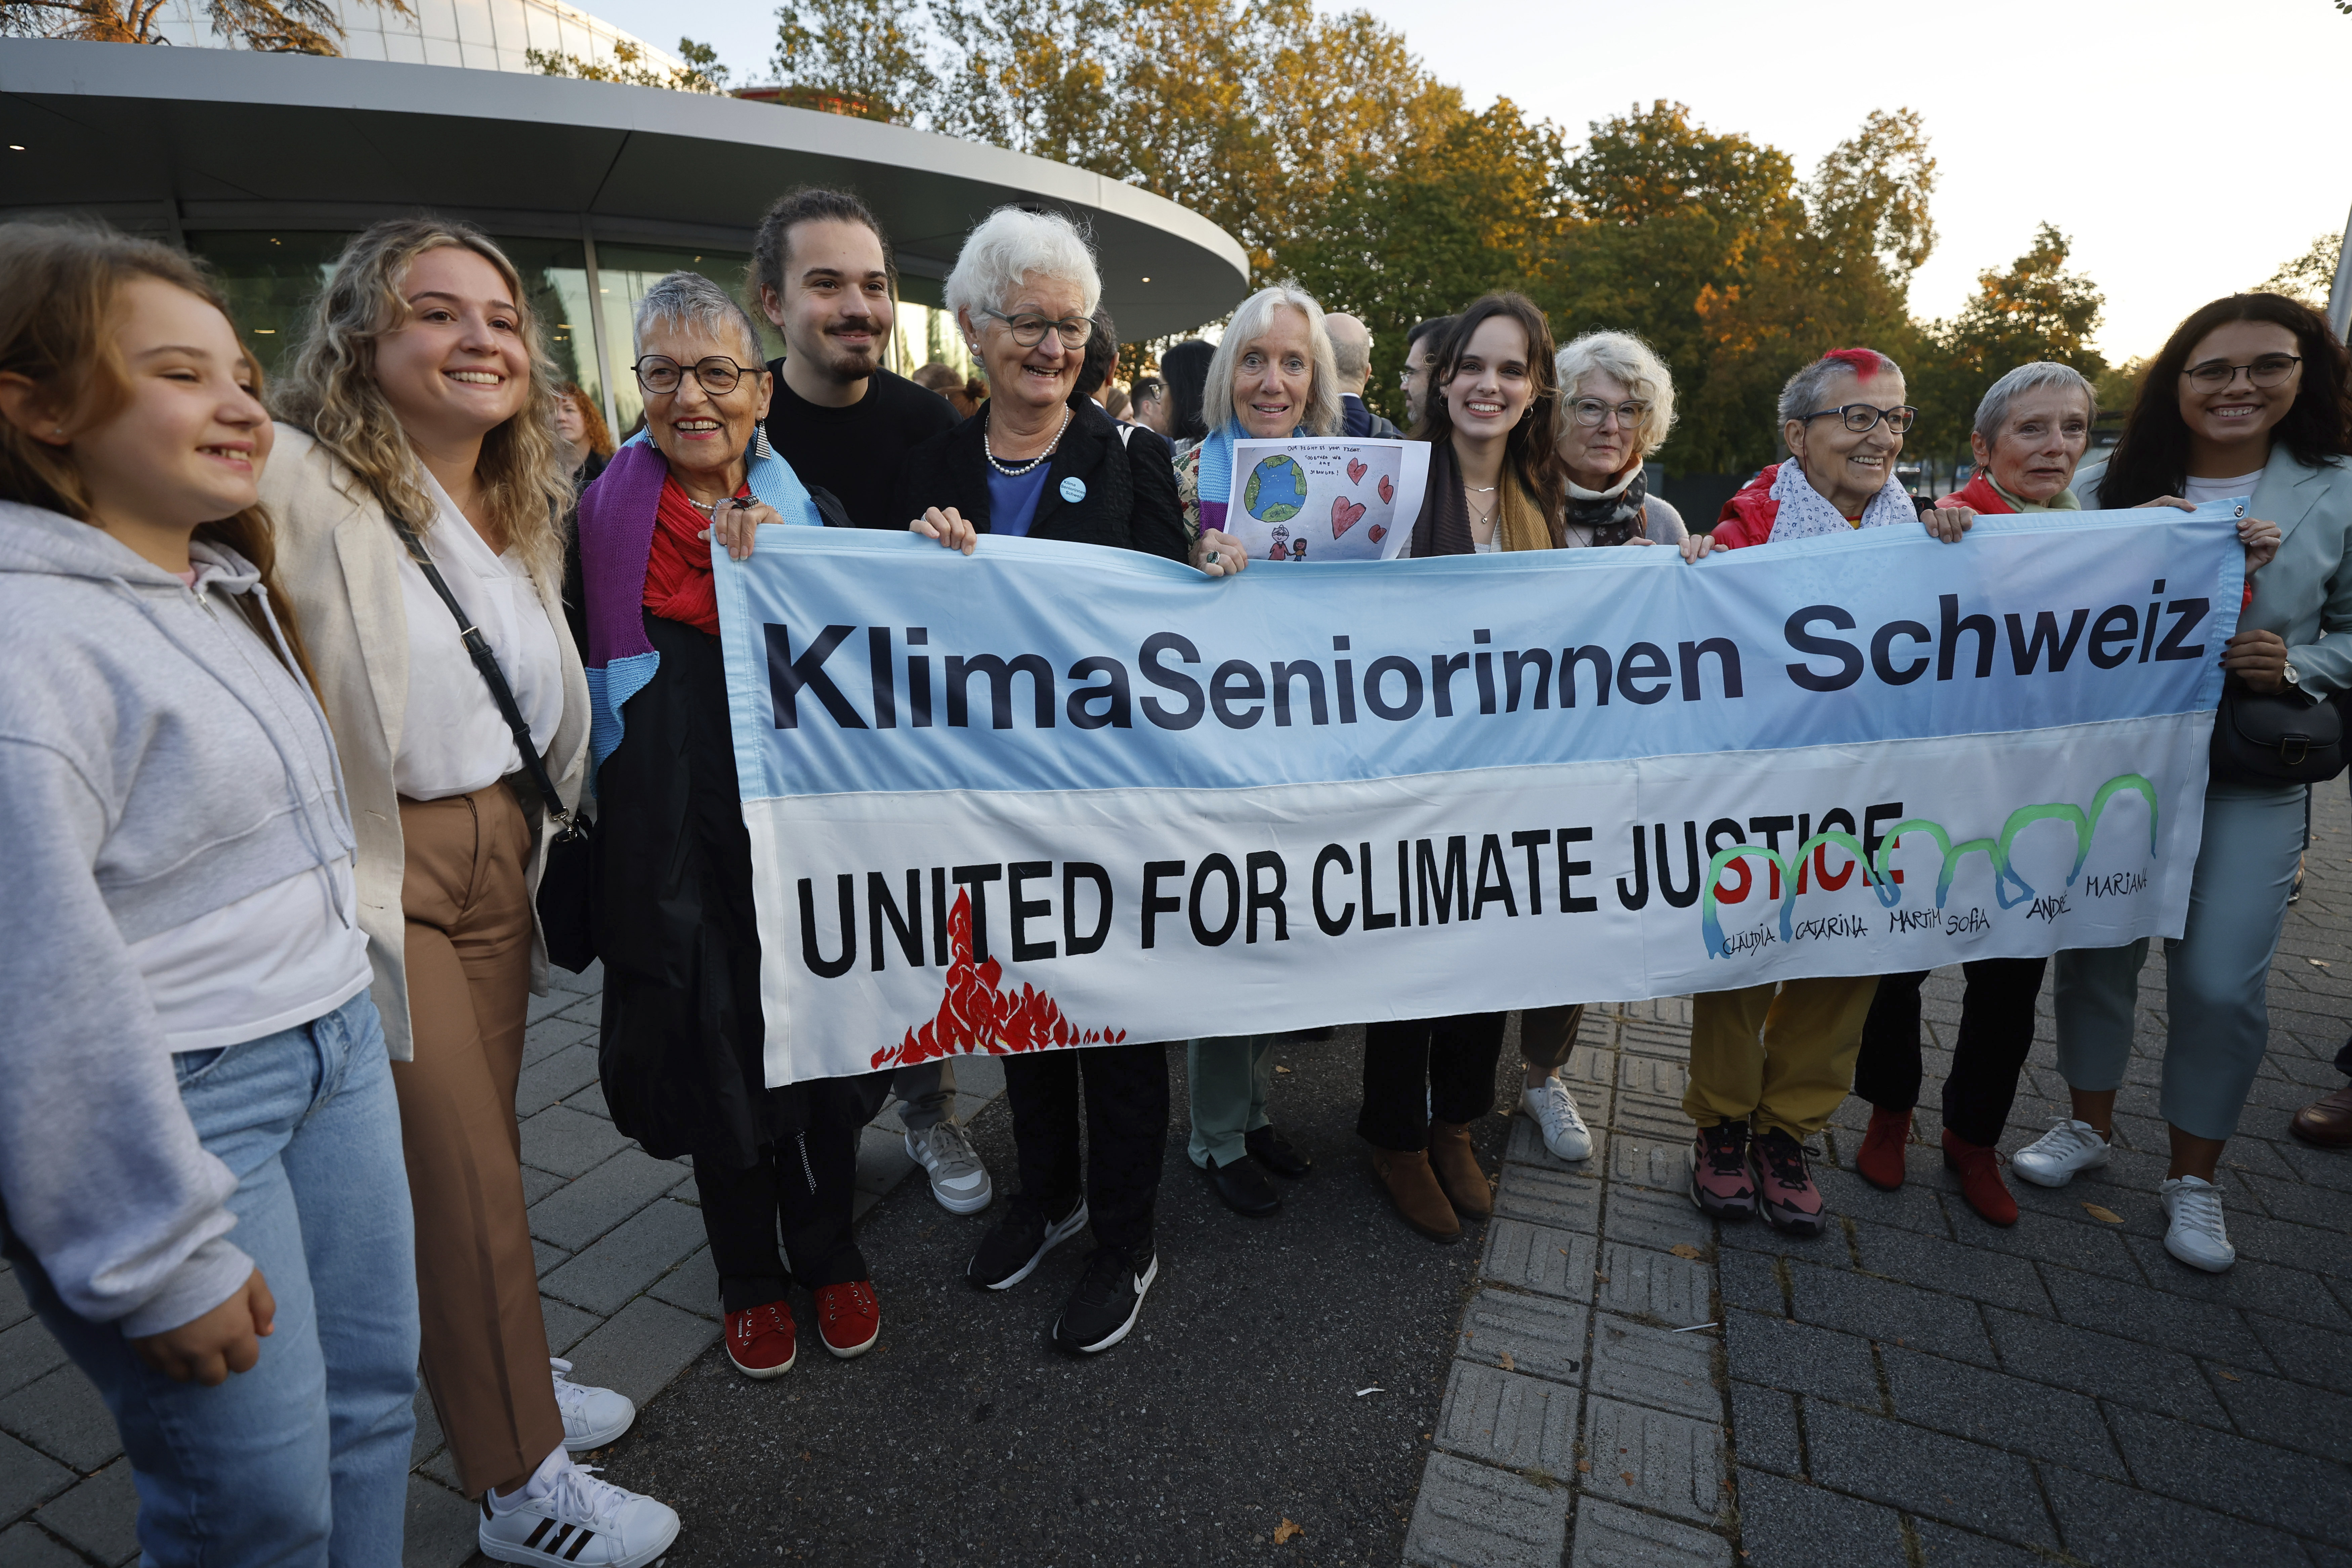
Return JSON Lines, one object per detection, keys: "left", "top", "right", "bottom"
{"left": 1059, "top": 476, "right": 1087, "bottom": 504}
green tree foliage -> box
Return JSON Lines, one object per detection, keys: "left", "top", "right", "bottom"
{"left": 2257, "top": 231, "right": 2343, "bottom": 308}
{"left": 0, "top": 0, "right": 404, "bottom": 53}
{"left": 526, "top": 37, "right": 732, "bottom": 94}
{"left": 772, "top": 0, "right": 933, "bottom": 121}
{"left": 1910, "top": 222, "right": 2105, "bottom": 457}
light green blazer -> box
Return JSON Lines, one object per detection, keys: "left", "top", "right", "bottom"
{"left": 2078, "top": 444, "right": 2352, "bottom": 699}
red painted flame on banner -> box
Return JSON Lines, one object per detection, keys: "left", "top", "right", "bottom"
{"left": 869, "top": 890, "right": 1128, "bottom": 1069}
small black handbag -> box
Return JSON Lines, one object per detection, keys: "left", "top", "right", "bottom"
{"left": 2210, "top": 678, "right": 2347, "bottom": 785}
{"left": 394, "top": 519, "right": 599, "bottom": 971}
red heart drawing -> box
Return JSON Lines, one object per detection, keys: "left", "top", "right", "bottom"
{"left": 1368, "top": 522, "right": 1388, "bottom": 544}
{"left": 1331, "top": 496, "right": 1367, "bottom": 538}
{"left": 1347, "top": 458, "right": 1368, "bottom": 485}
{"left": 1378, "top": 474, "right": 1394, "bottom": 504}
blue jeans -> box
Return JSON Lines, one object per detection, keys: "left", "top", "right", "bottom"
{"left": 13, "top": 991, "right": 419, "bottom": 1567}
{"left": 2053, "top": 781, "right": 2306, "bottom": 1142}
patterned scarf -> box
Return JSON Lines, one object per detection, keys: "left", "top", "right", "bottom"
{"left": 1563, "top": 466, "right": 1647, "bottom": 547}
{"left": 1764, "top": 457, "right": 1918, "bottom": 544}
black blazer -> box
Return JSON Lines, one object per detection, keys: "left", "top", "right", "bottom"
{"left": 893, "top": 399, "right": 1190, "bottom": 565}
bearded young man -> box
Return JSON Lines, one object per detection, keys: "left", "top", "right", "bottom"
{"left": 748, "top": 187, "right": 981, "bottom": 1217}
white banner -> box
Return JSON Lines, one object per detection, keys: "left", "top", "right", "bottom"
{"left": 712, "top": 508, "right": 2242, "bottom": 1086}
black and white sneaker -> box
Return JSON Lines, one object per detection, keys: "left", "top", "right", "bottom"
{"left": 1052, "top": 1242, "right": 1158, "bottom": 1354}
{"left": 476, "top": 1451, "right": 679, "bottom": 1568}
{"left": 967, "top": 1192, "right": 1088, "bottom": 1291}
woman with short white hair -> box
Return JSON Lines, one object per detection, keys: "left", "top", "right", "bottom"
{"left": 896, "top": 206, "right": 1230, "bottom": 1357}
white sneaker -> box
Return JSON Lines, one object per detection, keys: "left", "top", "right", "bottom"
{"left": 551, "top": 1358, "right": 634, "bottom": 1452}
{"left": 478, "top": 1451, "right": 679, "bottom": 1568}
{"left": 2011, "top": 1118, "right": 2111, "bottom": 1188}
{"left": 907, "top": 1120, "right": 993, "bottom": 1215}
{"left": 1519, "top": 1077, "right": 1593, "bottom": 1161}
{"left": 2160, "top": 1176, "right": 2236, "bottom": 1273}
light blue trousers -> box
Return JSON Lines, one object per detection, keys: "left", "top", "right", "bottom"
{"left": 1185, "top": 1036, "right": 1275, "bottom": 1168}
{"left": 2053, "top": 782, "right": 2305, "bottom": 1142}
{"left": 15, "top": 991, "right": 420, "bottom": 1567}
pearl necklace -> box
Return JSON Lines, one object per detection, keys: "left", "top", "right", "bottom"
{"left": 984, "top": 406, "right": 1071, "bottom": 476}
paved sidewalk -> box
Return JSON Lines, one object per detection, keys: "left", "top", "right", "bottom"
{"left": 1410, "top": 782, "right": 2352, "bottom": 1566}
{"left": 0, "top": 962, "right": 1006, "bottom": 1567}
{"left": 5, "top": 786, "right": 2349, "bottom": 1565}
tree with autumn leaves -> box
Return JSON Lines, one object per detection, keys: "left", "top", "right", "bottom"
{"left": 756, "top": 0, "right": 2135, "bottom": 475}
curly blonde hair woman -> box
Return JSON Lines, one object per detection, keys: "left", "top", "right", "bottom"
{"left": 261, "top": 218, "right": 682, "bottom": 1561}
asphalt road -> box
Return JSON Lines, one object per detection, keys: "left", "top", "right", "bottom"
{"left": 612, "top": 1026, "right": 1521, "bottom": 1566}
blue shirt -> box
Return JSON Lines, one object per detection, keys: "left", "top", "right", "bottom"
{"left": 986, "top": 464, "right": 1053, "bottom": 538}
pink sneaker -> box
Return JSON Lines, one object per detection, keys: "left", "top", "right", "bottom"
{"left": 1690, "top": 1119, "right": 1756, "bottom": 1219}
{"left": 1749, "top": 1127, "right": 1826, "bottom": 1237}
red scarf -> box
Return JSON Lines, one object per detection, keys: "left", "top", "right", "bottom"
{"left": 642, "top": 474, "right": 743, "bottom": 636}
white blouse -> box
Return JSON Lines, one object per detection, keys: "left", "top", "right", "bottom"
{"left": 392, "top": 473, "right": 564, "bottom": 801}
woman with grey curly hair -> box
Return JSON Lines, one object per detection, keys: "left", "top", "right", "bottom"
{"left": 1551, "top": 330, "right": 1689, "bottom": 548}
{"left": 262, "top": 218, "right": 682, "bottom": 1565}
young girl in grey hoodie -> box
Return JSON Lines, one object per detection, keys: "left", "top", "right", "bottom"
{"left": 0, "top": 225, "right": 419, "bottom": 1565}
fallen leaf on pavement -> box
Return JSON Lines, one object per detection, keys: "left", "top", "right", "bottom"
{"left": 2312, "top": 959, "right": 2331, "bottom": 969}
{"left": 799, "top": 1451, "right": 811, "bottom": 1461}
{"left": 1620, "top": 1471, "right": 1635, "bottom": 1485}
{"left": 1274, "top": 1518, "right": 1302, "bottom": 1544}
{"left": 1577, "top": 1460, "right": 1592, "bottom": 1474}
{"left": 2216, "top": 1369, "right": 2241, "bottom": 1382}
{"left": 1275, "top": 1064, "right": 1294, "bottom": 1073}
{"left": 1669, "top": 1244, "right": 1704, "bottom": 1260}
{"left": 1498, "top": 1350, "right": 1517, "bottom": 1371}
{"left": 2081, "top": 1203, "right": 2123, "bottom": 1224}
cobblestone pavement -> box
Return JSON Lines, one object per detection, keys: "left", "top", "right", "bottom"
{"left": 1409, "top": 782, "right": 2352, "bottom": 1567}
{"left": 5, "top": 787, "right": 2349, "bottom": 1565}
{"left": 0, "top": 961, "right": 1006, "bottom": 1567}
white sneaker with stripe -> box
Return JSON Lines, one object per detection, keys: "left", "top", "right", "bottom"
{"left": 478, "top": 1451, "right": 679, "bottom": 1568}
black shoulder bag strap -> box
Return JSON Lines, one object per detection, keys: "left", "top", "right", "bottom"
{"left": 389, "top": 517, "right": 571, "bottom": 833}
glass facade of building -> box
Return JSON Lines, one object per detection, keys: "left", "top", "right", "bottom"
{"left": 188, "top": 229, "right": 974, "bottom": 436}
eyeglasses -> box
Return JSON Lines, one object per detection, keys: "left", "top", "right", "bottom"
{"left": 2182, "top": 354, "right": 2302, "bottom": 393}
{"left": 1799, "top": 403, "right": 1918, "bottom": 435}
{"left": 633, "top": 356, "right": 755, "bottom": 395}
{"left": 978, "top": 310, "right": 1093, "bottom": 349}
{"left": 1569, "top": 398, "right": 1646, "bottom": 430}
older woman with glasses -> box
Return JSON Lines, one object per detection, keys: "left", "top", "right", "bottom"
{"left": 1508, "top": 332, "right": 1694, "bottom": 1165}
{"left": 1679, "top": 349, "right": 1974, "bottom": 1241}
{"left": 575, "top": 271, "right": 895, "bottom": 1387}
{"left": 896, "top": 206, "right": 1225, "bottom": 1357}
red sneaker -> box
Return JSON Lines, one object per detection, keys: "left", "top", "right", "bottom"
{"left": 1748, "top": 1127, "right": 1826, "bottom": 1237}
{"left": 1689, "top": 1119, "right": 1756, "bottom": 1220}
{"left": 725, "top": 1301, "right": 796, "bottom": 1379}
{"left": 1856, "top": 1106, "right": 1912, "bottom": 1191}
{"left": 815, "top": 1280, "right": 881, "bottom": 1359}
{"left": 1942, "top": 1129, "right": 2018, "bottom": 1227}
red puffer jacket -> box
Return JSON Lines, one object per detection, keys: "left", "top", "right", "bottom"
{"left": 1711, "top": 464, "right": 1782, "bottom": 550}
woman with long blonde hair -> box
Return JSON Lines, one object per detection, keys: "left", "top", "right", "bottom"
{"left": 265, "top": 216, "right": 680, "bottom": 1567}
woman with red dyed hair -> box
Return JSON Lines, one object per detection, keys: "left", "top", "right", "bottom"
{"left": 1677, "top": 348, "right": 1971, "bottom": 1238}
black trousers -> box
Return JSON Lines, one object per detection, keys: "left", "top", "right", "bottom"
{"left": 692, "top": 1116, "right": 868, "bottom": 1314}
{"left": 1358, "top": 1012, "right": 1507, "bottom": 1151}
{"left": 1852, "top": 958, "right": 2047, "bottom": 1148}
{"left": 1003, "top": 1040, "right": 1170, "bottom": 1255}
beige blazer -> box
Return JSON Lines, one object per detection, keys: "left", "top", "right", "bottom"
{"left": 259, "top": 425, "right": 590, "bottom": 1060}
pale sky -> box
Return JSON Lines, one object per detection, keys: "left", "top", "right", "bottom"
{"left": 591, "top": 0, "right": 2348, "bottom": 362}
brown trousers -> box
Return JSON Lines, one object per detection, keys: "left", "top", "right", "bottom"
{"left": 1521, "top": 1004, "right": 1586, "bottom": 1073}
{"left": 393, "top": 786, "right": 565, "bottom": 1497}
